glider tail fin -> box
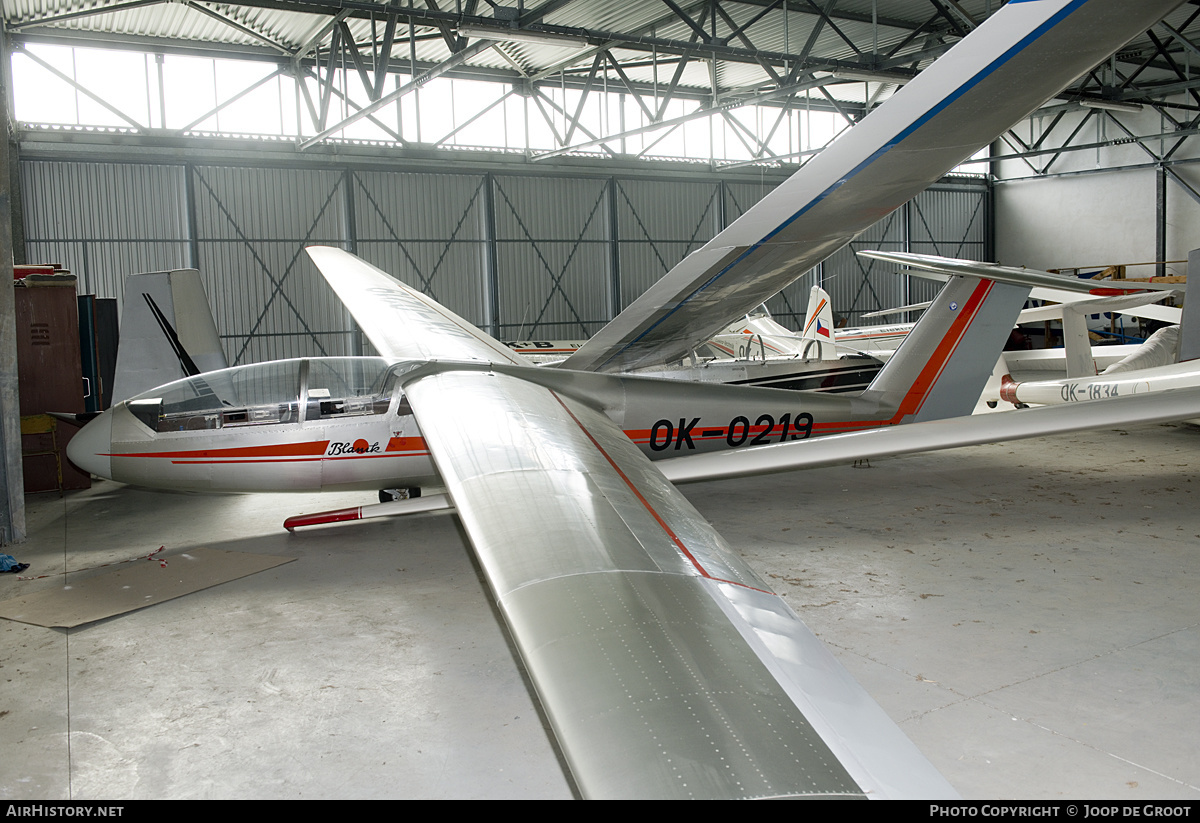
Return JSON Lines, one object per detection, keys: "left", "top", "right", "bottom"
{"left": 111, "top": 269, "right": 227, "bottom": 404}
{"left": 800, "top": 286, "right": 838, "bottom": 359}
{"left": 1180, "top": 247, "right": 1200, "bottom": 362}
{"left": 859, "top": 276, "right": 1029, "bottom": 423}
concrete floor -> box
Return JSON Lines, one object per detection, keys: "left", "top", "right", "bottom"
{"left": 1, "top": 421, "right": 1198, "bottom": 800}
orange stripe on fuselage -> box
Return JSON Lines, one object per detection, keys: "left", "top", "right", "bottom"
{"left": 119, "top": 441, "right": 330, "bottom": 460}
{"left": 115, "top": 437, "right": 431, "bottom": 462}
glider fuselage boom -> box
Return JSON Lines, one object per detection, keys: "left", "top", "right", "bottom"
{"left": 69, "top": 356, "right": 906, "bottom": 493}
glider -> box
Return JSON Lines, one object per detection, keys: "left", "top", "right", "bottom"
{"left": 859, "top": 251, "right": 1196, "bottom": 407}
{"left": 64, "top": 0, "right": 1190, "bottom": 798}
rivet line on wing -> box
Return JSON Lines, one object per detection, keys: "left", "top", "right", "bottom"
{"left": 549, "top": 390, "right": 770, "bottom": 594}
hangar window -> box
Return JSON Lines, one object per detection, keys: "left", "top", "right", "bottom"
{"left": 8, "top": 42, "right": 892, "bottom": 167}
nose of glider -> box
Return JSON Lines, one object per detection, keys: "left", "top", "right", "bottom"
{"left": 66, "top": 411, "right": 113, "bottom": 480}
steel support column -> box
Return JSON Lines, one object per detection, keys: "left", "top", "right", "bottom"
{"left": 184, "top": 163, "right": 199, "bottom": 270}
{"left": 482, "top": 172, "right": 499, "bottom": 338}
{"left": 342, "top": 167, "right": 362, "bottom": 355}
{"left": 0, "top": 23, "right": 24, "bottom": 544}
{"left": 1157, "top": 163, "right": 1167, "bottom": 277}
{"left": 607, "top": 176, "right": 620, "bottom": 321}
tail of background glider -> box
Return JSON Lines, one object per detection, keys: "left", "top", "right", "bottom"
{"left": 1009, "top": 290, "right": 1180, "bottom": 378}
{"left": 800, "top": 286, "right": 837, "bottom": 359}
{"left": 110, "top": 269, "right": 227, "bottom": 404}
{"left": 856, "top": 248, "right": 1199, "bottom": 419}
{"left": 1181, "top": 247, "right": 1200, "bottom": 362}
{"left": 858, "top": 276, "right": 1030, "bottom": 424}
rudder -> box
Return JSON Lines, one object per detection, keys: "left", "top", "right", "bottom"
{"left": 859, "top": 276, "right": 1029, "bottom": 424}
{"left": 111, "top": 269, "right": 227, "bottom": 403}
{"left": 800, "top": 286, "right": 838, "bottom": 360}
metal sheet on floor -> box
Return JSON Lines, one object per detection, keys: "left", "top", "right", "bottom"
{"left": 0, "top": 548, "right": 294, "bottom": 628}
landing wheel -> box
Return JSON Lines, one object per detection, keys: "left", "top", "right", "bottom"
{"left": 379, "top": 487, "right": 421, "bottom": 503}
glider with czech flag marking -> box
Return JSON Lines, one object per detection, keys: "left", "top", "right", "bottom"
{"left": 65, "top": 0, "right": 1190, "bottom": 799}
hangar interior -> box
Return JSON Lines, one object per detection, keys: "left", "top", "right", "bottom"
{"left": 2, "top": 0, "right": 1199, "bottom": 800}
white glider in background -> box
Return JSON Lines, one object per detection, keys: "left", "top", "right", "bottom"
{"left": 858, "top": 250, "right": 1195, "bottom": 408}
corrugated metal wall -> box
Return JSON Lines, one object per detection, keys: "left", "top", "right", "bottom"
{"left": 352, "top": 170, "right": 490, "bottom": 339}
{"left": 22, "top": 161, "right": 190, "bottom": 300}
{"left": 191, "top": 166, "right": 351, "bottom": 364}
{"left": 492, "top": 175, "right": 611, "bottom": 339}
{"left": 615, "top": 178, "right": 723, "bottom": 308}
{"left": 765, "top": 183, "right": 992, "bottom": 328}
{"left": 20, "top": 157, "right": 990, "bottom": 363}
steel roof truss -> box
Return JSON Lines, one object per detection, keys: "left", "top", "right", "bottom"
{"left": 604, "top": 49, "right": 659, "bottom": 124}
{"left": 183, "top": 0, "right": 291, "bottom": 54}
{"left": 532, "top": 87, "right": 618, "bottom": 156}
{"left": 801, "top": 0, "right": 861, "bottom": 57}
{"left": 295, "top": 64, "right": 409, "bottom": 144}
{"left": 297, "top": 37, "right": 492, "bottom": 149}
{"left": 563, "top": 52, "right": 604, "bottom": 145}
{"left": 712, "top": 2, "right": 781, "bottom": 85}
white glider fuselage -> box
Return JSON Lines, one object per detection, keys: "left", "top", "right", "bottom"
{"left": 65, "top": 267, "right": 1040, "bottom": 494}
{"left": 69, "top": 254, "right": 1035, "bottom": 495}
{"left": 1002, "top": 357, "right": 1200, "bottom": 407}
{"left": 68, "top": 353, "right": 921, "bottom": 493}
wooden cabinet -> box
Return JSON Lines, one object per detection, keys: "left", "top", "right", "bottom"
{"left": 15, "top": 280, "right": 90, "bottom": 492}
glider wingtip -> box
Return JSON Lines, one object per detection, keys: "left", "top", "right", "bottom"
{"left": 304, "top": 244, "right": 345, "bottom": 262}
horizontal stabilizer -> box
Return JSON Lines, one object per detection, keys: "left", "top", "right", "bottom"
{"left": 660, "top": 386, "right": 1200, "bottom": 485}
{"left": 861, "top": 301, "right": 933, "bottom": 319}
{"left": 1017, "top": 291, "right": 1181, "bottom": 325}
{"left": 47, "top": 411, "right": 101, "bottom": 428}
{"left": 860, "top": 251, "right": 1183, "bottom": 294}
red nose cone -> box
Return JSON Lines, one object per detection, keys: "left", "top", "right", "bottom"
{"left": 999, "top": 374, "right": 1020, "bottom": 405}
